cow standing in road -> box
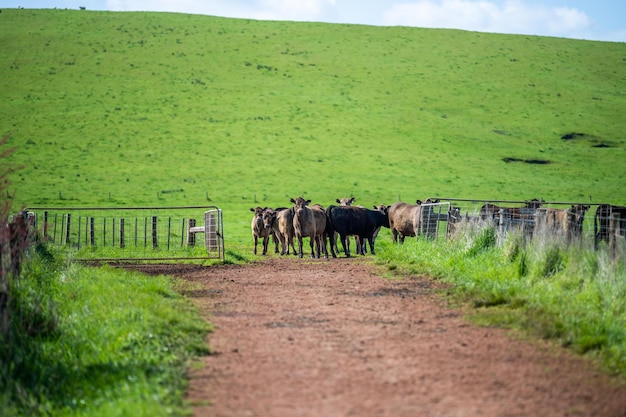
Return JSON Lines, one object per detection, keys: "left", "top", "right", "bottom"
{"left": 250, "top": 207, "right": 271, "bottom": 255}
{"left": 326, "top": 205, "right": 389, "bottom": 257}
{"left": 290, "top": 197, "right": 328, "bottom": 258}
{"left": 276, "top": 207, "right": 298, "bottom": 255}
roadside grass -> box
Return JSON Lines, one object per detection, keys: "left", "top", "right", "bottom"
{"left": 375, "top": 228, "right": 626, "bottom": 379}
{"left": 0, "top": 245, "right": 210, "bottom": 416}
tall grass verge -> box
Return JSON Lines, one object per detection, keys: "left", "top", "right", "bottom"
{"left": 375, "top": 226, "right": 626, "bottom": 379}
{"left": 0, "top": 244, "right": 211, "bottom": 416}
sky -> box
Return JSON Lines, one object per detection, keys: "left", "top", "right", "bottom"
{"left": 5, "top": 0, "right": 626, "bottom": 43}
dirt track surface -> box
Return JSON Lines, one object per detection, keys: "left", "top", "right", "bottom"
{"left": 132, "top": 258, "right": 626, "bottom": 417}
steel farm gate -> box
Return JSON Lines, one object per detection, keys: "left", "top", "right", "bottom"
{"left": 25, "top": 205, "right": 224, "bottom": 262}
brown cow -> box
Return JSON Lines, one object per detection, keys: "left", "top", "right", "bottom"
{"left": 480, "top": 199, "right": 543, "bottom": 223}
{"left": 250, "top": 207, "right": 271, "bottom": 255}
{"left": 480, "top": 199, "right": 543, "bottom": 234}
{"left": 261, "top": 208, "right": 283, "bottom": 254}
{"left": 290, "top": 197, "right": 328, "bottom": 258}
{"left": 594, "top": 204, "right": 626, "bottom": 250}
{"left": 534, "top": 204, "right": 590, "bottom": 243}
{"left": 388, "top": 199, "right": 437, "bottom": 243}
{"left": 276, "top": 207, "right": 298, "bottom": 255}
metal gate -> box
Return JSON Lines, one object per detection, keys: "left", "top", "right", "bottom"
{"left": 25, "top": 205, "right": 224, "bottom": 262}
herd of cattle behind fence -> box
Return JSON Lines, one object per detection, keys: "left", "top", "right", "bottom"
{"left": 251, "top": 197, "right": 626, "bottom": 260}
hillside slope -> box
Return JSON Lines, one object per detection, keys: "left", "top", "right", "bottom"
{"left": 2, "top": 9, "right": 625, "bottom": 216}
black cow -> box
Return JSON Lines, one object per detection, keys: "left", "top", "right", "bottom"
{"left": 594, "top": 204, "right": 626, "bottom": 249}
{"left": 326, "top": 205, "right": 389, "bottom": 258}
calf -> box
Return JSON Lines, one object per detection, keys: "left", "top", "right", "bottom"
{"left": 326, "top": 205, "right": 390, "bottom": 257}
{"left": 250, "top": 207, "right": 271, "bottom": 255}
{"left": 261, "top": 208, "right": 284, "bottom": 254}
{"left": 290, "top": 197, "right": 328, "bottom": 258}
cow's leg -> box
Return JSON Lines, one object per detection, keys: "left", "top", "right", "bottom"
{"left": 297, "top": 234, "right": 304, "bottom": 258}
{"left": 339, "top": 233, "right": 350, "bottom": 257}
{"left": 273, "top": 232, "right": 280, "bottom": 253}
{"left": 262, "top": 235, "right": 269, "bottom": 255}
{"left": 289, "top": 234, "right": 297, "bottom": 256}
{"left": 333, "top": 231, "right": 340, "bottom": 254}
{"left": 253, "top": 235, "right": 258, "bottom": 254}
{"left": 328, "top": 230, "right": 338, "bottom": 258}
{"left": 315, "top": 235, "right": 323, "bottom": 259}
{"left": 367, "top": 236, "right": 375, "bottom": 255}
{"left": 309, "top": 235, "right": 317, "bottom": 258}
{"left": 320, "top": 234, "right": 329, "bottom": 258}
{"left": 392, "top": 229, "right": 399, "bottom": 244}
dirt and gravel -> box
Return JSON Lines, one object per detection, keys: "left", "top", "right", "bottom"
{"left": 133, "top": 257, "right": 626, "bottom": 417}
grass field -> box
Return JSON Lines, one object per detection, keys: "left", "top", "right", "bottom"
{"left": 2, "top": 9, "right": 625, "bottom": 247}
{"left": 1, "top": 9, "right": 626, "bottom": 415}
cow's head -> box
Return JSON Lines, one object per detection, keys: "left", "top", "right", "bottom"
{"left": 290, "top": 196, "right": 311, "bottom": 217}
{"left": 373, "top": 204, "right": 388, "bottom": 215}
{"left": 525, "top": 198, "right": 543, "bottom": 209}
{"left": 250, "top": 206, "right": 265, "bottom": 224}
{"left": 569, "top": 204, "right": 590, "bottom": 224}
{"left": 337, "top": 197, "right": 355, "bottom": 206}
{"left": 261, "top": 208, "right": 276, "bottom": 229}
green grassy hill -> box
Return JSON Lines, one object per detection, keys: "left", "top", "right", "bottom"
{"left": 2, "top": 9, "right": 625, "bottom": 245}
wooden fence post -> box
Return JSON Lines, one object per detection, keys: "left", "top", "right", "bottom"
{"left": 187, "top": 219, "right": 196, "bottom": 246}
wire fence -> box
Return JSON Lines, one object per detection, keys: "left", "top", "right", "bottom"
{"left": 428, "top": 198, "right": 625, "bottom": 260}
{"left": 24, "top": 205, "right": 224, "bottom": 262}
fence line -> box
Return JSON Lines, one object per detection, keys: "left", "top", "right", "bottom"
{"left": 25, "top": 205, "right": 224, "bottom": 262}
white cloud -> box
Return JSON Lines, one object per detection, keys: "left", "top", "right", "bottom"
{"left": 382, "top": 0, "right": 592, "bottom": 38}
{"left": 106, "top": 0, "right": 336, "bottom": 21}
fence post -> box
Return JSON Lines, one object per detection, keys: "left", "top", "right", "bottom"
{"left": 65, "top": 213, "right": 71, "bottom": 246}
{"left": 152, "top": 216, "right": 158, "bottom": 248}
{"left": 90, "top": 217, "right": 95, "bottom": 246}
{"left": 187, "top": 219, "right": 196, "bottom": 246}
{"left": 609, "top": 213, "right": 619, "bottom": 260}
{"left": 167, "top": 217, "right": 171, "bottom": 250}
{"left": 43, "top": 211, "right": 48, "bottom": 237}
{"left": 77, "top": 216, "right": 81, "bottom": 250}
{"left": 119, "top": 218, "right": 125, "bottom": 249}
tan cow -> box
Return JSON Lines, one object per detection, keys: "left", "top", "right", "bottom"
{"left": 388, "top": 199, "right": 437, "bottom": 243}
{"left": 535, "top": 204, "right": 590, "bottom": 243}
{"left": 276, "top": 207, "right": 298, "bottom": 255}
{"left": 250, "top": 207, "right": 271, "bottom": 255}
{"left": 290, "top": 197, "right": 328, "bottom": 258}
{"left": 261, "top": 208, "right": 283, "bottom": 254}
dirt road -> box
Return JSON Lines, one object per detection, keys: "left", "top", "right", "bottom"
{"left": 139, "top": 257, "right": 626, "bottom": 417}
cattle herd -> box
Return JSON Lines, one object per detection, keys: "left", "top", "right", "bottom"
{"left": 250, "top": 197, "right": 626, "bottom": 258}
